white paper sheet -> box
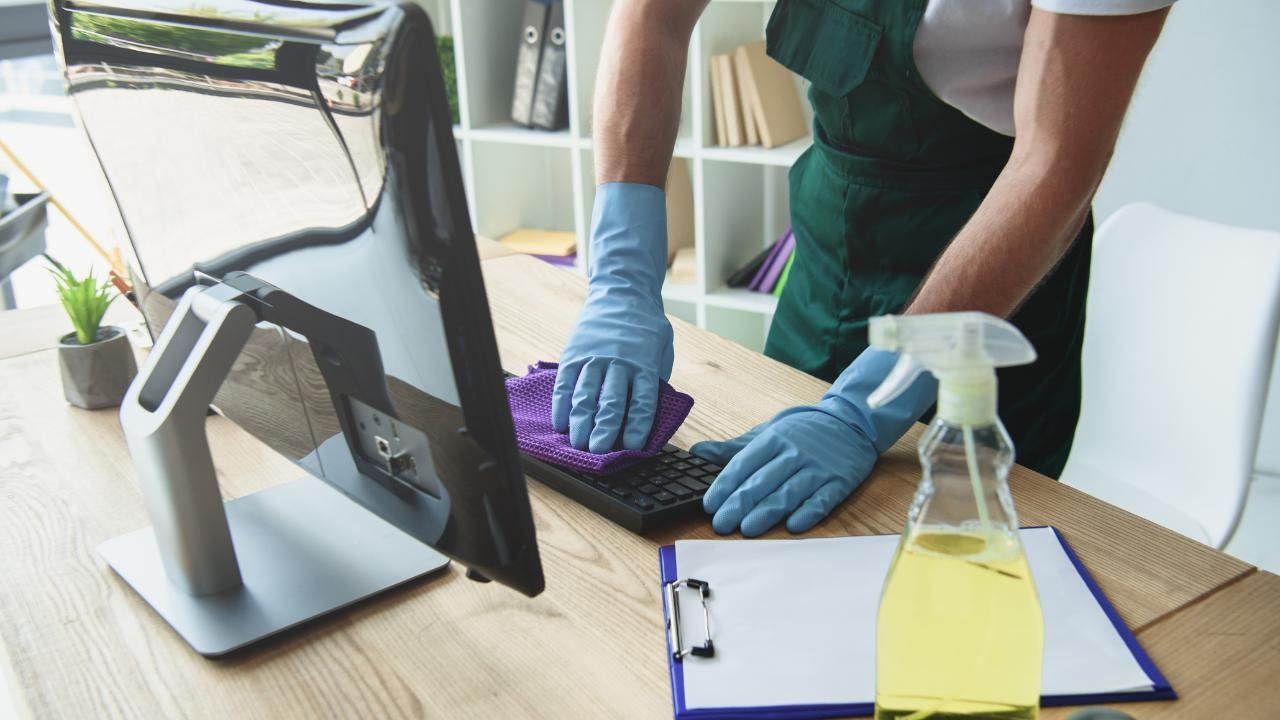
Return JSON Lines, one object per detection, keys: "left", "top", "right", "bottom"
{"left": 673, "top": 527, "right": 1154, "bottom": 711}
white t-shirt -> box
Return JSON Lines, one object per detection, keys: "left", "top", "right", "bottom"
{"left": 913, "top": 0, "right": 1176, "bottom": 136}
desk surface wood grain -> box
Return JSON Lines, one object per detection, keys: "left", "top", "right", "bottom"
{"left": 1101, "top": 571, "right": 1280, "bottom": 720}
{"left": 0, "top": 252, "right": 1264, "bottom": 719}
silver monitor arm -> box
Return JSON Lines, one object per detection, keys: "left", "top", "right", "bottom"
{"left": 99, "top": 282, "right": 448, "bottom": 657}
{"left": 122, "top": 283, "right": 254, "bottom": 595}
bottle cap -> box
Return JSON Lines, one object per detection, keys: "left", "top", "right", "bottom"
{"left": 868, "top": 312, "right": 1035, "bottom": 425}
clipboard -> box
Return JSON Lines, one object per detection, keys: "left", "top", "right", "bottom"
{"left": 658, "top": 527, "right": 1174, "bottom": 720}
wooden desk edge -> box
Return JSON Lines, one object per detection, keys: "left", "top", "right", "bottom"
{"left": 1134, "top": 565, "right": 1260, "bottom": 634}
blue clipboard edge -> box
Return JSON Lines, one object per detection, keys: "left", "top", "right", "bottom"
{"left": 658, "top": 526, "right": 1176, "bottom": 720}
{"left": 1042, "top": 526, "right": 1177, "bottom": 706}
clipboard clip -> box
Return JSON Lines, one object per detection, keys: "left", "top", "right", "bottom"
{"left": 665, "top": 578, "right": 714, "bottom": 662}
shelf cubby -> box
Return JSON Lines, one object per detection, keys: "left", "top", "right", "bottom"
{"left": 700, "top": 159, "right": 790, "bottom": 295}
{"left": 705, "top": 305, "right": 773, "bottom": 354}
{"left": 469, "top": 141, "right": 576, "bottom": 249}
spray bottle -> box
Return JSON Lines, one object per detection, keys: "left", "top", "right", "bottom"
{"left": 867, "top": 312, "right": 1044, "bottom": 720}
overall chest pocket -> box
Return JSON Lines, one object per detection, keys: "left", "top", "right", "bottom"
{"left": 765, "top": 0, "right": 881, "bottom": 98}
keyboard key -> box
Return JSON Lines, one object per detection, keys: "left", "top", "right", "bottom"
{"left": 671, "top": 461, "right": 692, "bottom": 471}
{"left": 637, "top": 483, "right": 661, "bottom": 495}
{"left": 703, "top": 464, "right": 723, "bottom": 474}
{"left": 687, "top": 456, "right": 707, "bottom": 466}
{"left": 687, "top": 468, "right": 709, "bottom": 479}
{"left": 631, "top": 496, "right": 654, "bottom": 510}
{"left": 610, "top": 487, "right": 632, "bottom": 499}
{"left": 661, "top": 469, "right": 683, "bottom": 480}
{"left": 674, "top": 450, "right": 692, "bottom": 460}
{"left": 652, "top": 491, "right": 677, "bottom": 505}
{"left": 678, "top": 477, "right": 709, "bottom": 493}
{"left": 664, "top": 483, "right": 694, "bottom": 499}
{"left": 594, "top": 480, "right": 611, "bottom": 491}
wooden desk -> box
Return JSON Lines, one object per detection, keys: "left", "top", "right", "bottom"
{"left": 0, "top": 253, "right": 1272, "bottom": 718}
{"left": 1120, "top": 572, "right": 1280, "bottom": 719}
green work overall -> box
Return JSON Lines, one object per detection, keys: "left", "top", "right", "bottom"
{"left": 763, "top": 0, "right": 1091, "bottom": 478}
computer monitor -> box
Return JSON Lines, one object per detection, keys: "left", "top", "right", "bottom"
{"left": 50, "top": 0, "right": 544, "bottom": 654}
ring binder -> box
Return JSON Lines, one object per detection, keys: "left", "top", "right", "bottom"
{"left": 530, "top": 0, "right": 568, "bottom": 130}
{"left": 512, "top": 0, "right": 551, "bottom": 126}
{"left": 665, "top": 578, "right": 714, "bottom": 662}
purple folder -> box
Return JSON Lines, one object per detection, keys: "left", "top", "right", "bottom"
{"left": 748, "top": 228, "right": 793, "bottom": 292}
{"left": 754, "top": 231, "right": 795, "bottom": 293}
{"left": 532, "top": 252, "right": 577, "bottom": 267}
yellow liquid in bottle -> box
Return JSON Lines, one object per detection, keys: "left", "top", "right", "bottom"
{"left": 874, "top": 529, "right": 1043, "bottom": 720}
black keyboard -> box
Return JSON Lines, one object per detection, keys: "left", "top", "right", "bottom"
{"left": 517, "top": 445, "right": 721, "bottom": 533}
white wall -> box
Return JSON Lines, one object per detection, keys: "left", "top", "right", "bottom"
{"left": 1092, "top": 0, "right": 1280, "bottom": 476}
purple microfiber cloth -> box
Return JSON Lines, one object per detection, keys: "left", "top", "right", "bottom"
{"left": 506, "top": 361, "right": 695, "bottom": 475}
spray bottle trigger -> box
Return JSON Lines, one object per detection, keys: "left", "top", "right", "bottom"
{"left": 868, "top": 355, "right": 926, "bottom": 409}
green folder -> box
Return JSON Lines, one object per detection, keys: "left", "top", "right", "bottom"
{"left": 772, "top": 250, "right": 796, "bottom": 296}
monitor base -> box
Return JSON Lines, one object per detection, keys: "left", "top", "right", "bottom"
{"left": 99, "top": 476, "right": 449, "bottom": 657}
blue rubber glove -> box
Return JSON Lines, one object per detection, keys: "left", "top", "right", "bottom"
{"left": 692, "top": 348, "right": 936, "bottom": 536}
{"left": 552, "top": 183, "right": 674, "bottom": 453}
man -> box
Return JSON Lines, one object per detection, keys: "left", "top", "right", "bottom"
{"left": 552, "top": 0, "right": 1172, "bottom": 536}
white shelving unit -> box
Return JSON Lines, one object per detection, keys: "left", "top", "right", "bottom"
{"left": 421, "top": 0, "right": 808, "bottom": 352}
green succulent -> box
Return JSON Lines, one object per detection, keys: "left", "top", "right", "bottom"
{"left": 46, "top": 254, "right": 117, "bottom": 346}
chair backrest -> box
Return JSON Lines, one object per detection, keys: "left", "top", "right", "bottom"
{"left": 1062, "top": 203, "right": 1280, "bottom": 547}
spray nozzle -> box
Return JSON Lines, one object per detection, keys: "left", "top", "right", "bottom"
{"left": 867, "top": 312, "right": 1036, "bottom": 424}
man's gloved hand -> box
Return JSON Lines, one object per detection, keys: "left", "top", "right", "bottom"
{"left": 552, "top": 183, "right": 674, "bottom": 453}
{"left": 692, "top": 348, "right": 936, "bottom": 536}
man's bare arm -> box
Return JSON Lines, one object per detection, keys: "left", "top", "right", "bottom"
{"left": 906, "top": 8, "right": 1169, "bottom": 317}
{"left": 593, "top": 0, "right": 709, "bottom": 187}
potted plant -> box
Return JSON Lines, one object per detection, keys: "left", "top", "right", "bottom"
{"left": 46, "top": 255, "right": 137, "bottom": 409}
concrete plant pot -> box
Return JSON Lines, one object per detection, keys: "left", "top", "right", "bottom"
{"left": 58, "top": 326, "right": 138, "bottom": 410}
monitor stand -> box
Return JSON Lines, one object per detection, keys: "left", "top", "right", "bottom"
{"left": 98, "top": 284, "right": 448, "bottom": 657}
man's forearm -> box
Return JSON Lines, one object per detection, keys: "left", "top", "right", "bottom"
{"left": 593, "top": 0, "right": 707, "bottom": 187}
{"left": 906, "top": 7, "right": 1168, "bottom": 318}
{"left": 905, "top": 158, "right": 1093, "bottom": 317}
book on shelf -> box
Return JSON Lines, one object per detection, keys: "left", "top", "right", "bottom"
{"left": 529, "top": 253, "right": 576, "bottom": 267}
{"left": 511, "top": 0, "right": 568, "bottom": 131}
{"left": 511, "top": 0, "right": 551, "bottom": 127}
{"left": 772, "top": 249, "right": 796, "bottom": 297}
{"left": 750, "top": 228, "right": 794, "bottom": 292}
{"left": 715, "top": 54, "right": 746, "bottom": 147}
{"left": 727, "top": 244, "right": 774, "bottom": 289}
{"left": 709, "top": 54, "right": 728, "bottom": 147}
{"left": 666, "top": 157, "right": 694, "bottom": 266}
{"left": 707, "top": 40, "right": 807, "bottom": 149}
{"left": 732, "top": 48, "right": 760, "bottom": 146}
{"left": 529, "top": 0, "right": 569, "bottom": 131}
{"left": 729, "top": 227, "right": 796, "bottom": 295}
{"left": 669, "top": 246, "right": 697, "bottom": 286}
{"left": 500, "top": 228, "right": 577, "bottom": 268}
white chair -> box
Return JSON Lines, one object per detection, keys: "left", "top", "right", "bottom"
{"left": 1060, "top": 203, "right": 1280, "bottom": 557}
